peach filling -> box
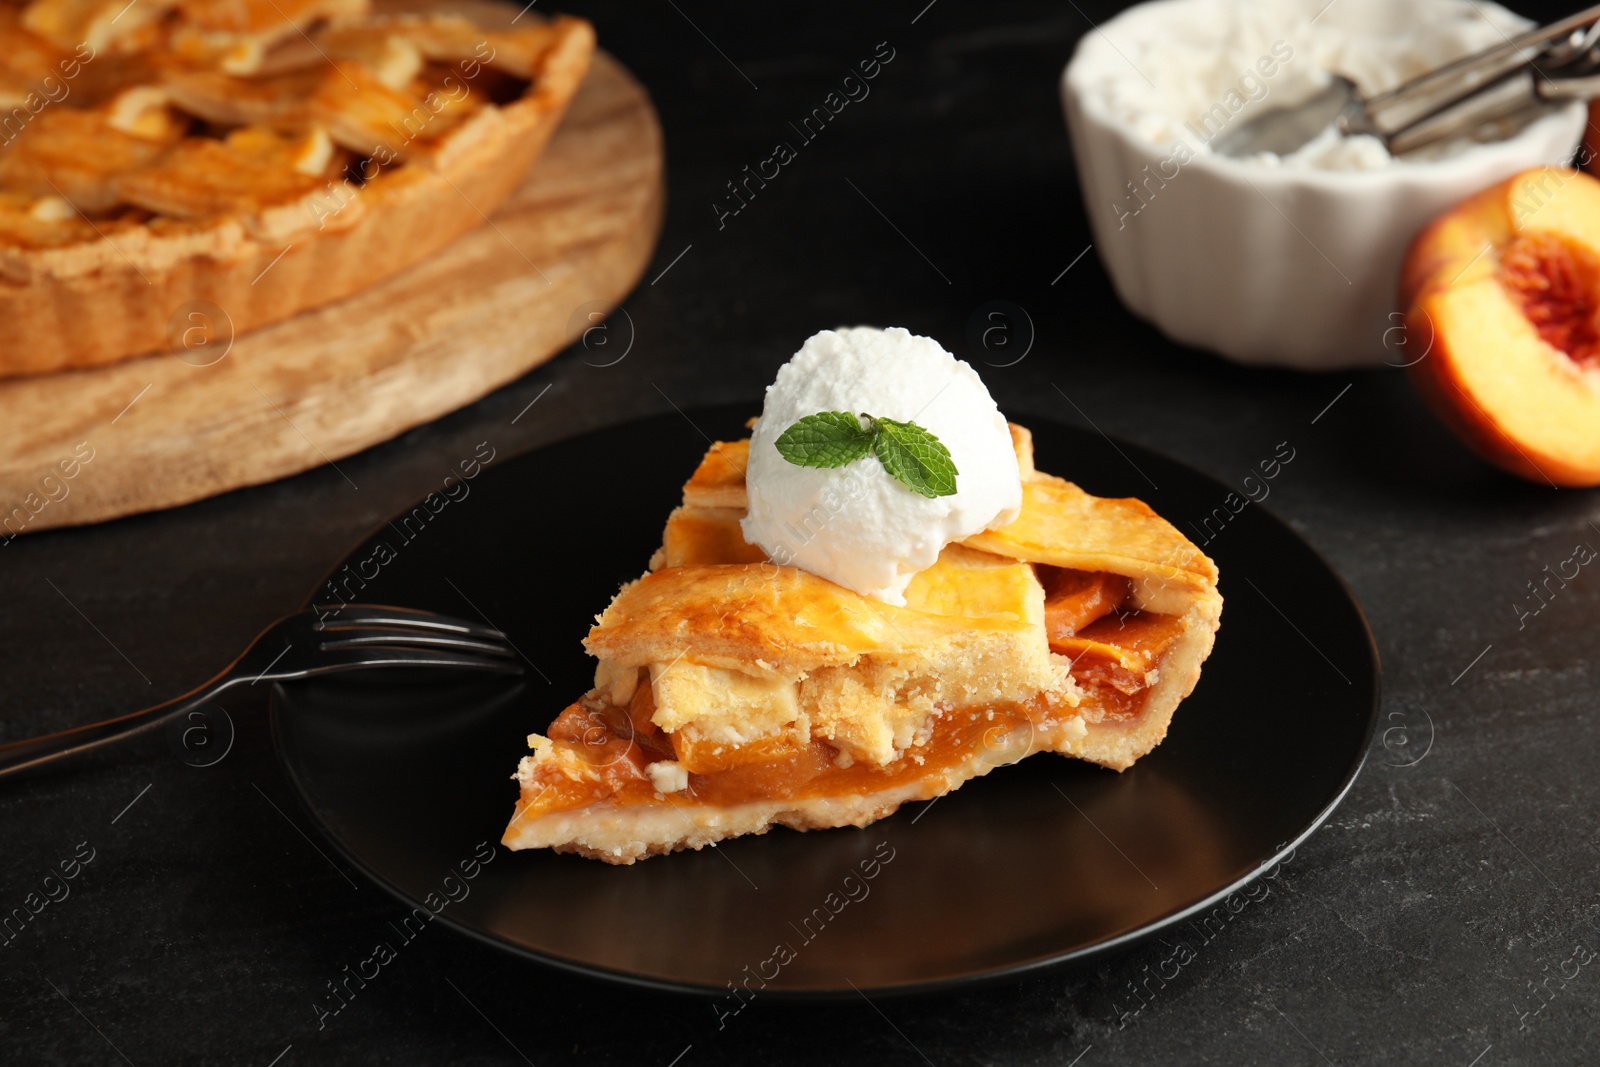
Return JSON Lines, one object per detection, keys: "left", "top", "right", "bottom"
{"left": 1040, "top": 566, "right": 1129, "bottom": 644}
{"left": 517, "top": 568, "right": 1183, "bottom": 817}
{"left": 523, "top": 686, "right": 1051, "bottom": 817}
{"left": 1054, "top": 610, "right": 1188, "bottom": 723}
{"left": 1038, "top": 565, "right": 1184, "bottom": 722}
{"left": 1500, "top": 231, "right": 1600, "bottom": 370}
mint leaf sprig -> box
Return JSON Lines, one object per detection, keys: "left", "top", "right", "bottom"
{"left": 773, "top": 411, "right": 958, "bottom": 498}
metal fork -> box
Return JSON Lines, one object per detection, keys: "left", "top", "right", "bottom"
{"left": 0, "top": 604, "right": 522, "bottom": 779}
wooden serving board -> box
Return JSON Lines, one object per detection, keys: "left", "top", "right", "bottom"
{"left": 0, "top": 49, "right": 663, "bottom": 537}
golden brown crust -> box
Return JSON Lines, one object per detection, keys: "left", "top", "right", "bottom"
{"left": 964, "top": 473, "right": 1217, "bottom": 596}
{"left": 0, "top": 9, "right": 594, "bottom": 378}
{"left": 587, "top": 556, "right": 1047, "bottom": 678}
{"left": 680, "top": 438, "right": 749, "bottom": 509}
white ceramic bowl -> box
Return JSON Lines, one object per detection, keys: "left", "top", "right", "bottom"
{"left": 1061, "top": 0, "right": 1586, "bottom": 371}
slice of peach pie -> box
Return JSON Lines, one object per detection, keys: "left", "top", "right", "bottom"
{"left": 502, "top": 424, "right": 1222, "bottom": 864}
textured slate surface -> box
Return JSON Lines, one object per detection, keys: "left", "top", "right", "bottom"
{"left": 2, "top": 2, "right": 1596, "bottom": 1064}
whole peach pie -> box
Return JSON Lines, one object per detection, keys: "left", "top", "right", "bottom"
{"left": 0, "top": 0, "right": 593, "bottom": 377}
{"left": 502, "top": 424, "right": 1224, "bottom": 864}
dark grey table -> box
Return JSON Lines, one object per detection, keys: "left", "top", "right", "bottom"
{"left": 4, "top": 2, "right": 1596, "bottom": 1063}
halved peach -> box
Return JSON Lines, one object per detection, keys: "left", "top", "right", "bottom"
{"left": 1399, "top": 167, "right": 1600, "bottom": 487}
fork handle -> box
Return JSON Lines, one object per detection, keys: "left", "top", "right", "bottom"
{"left": 0, "top": 679, "right": 227, "bottom": 780}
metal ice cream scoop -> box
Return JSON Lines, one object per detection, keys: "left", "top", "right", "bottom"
{"left": 1210, "top": 3, "right": 1600, "bottom": 158}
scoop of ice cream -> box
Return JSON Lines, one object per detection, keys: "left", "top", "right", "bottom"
{"left": 741, "top": 327, "right": 1022, "bottom": 605}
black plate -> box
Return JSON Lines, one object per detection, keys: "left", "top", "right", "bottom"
{"left": 272, "top": 406, "right": 1379, "bottom": 997}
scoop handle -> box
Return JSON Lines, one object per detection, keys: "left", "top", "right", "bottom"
{"left": 1358, "top": 3, "right": 1600, "bottom": 148}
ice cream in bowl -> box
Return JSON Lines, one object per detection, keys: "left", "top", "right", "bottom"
{"left": 1062, "top": 0, "right": 1587, "bottom": 370}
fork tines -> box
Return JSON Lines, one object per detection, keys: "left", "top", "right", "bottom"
{"left": 317, "top": 626, "right": 517, "bottom": 659}
{"left": 312, "top": 603, "right": 508, "bottom": 642}
{"left": 313, "top": 646, "right": 523, "bottom": 674}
